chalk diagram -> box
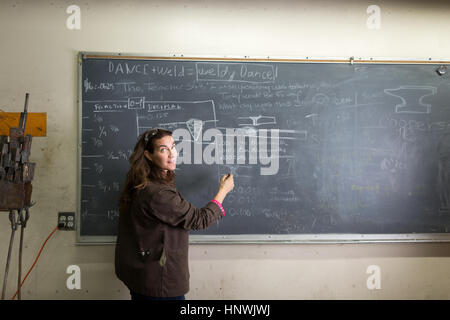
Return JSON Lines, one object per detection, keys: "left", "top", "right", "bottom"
{"left": 384, "top": 85, "right": 436, "bottom": 114}
{"left": 135, "top": 99, "right": 218, "bottom": 137}
{"left": 384, "top": 86, "right": 437, "bottom": 160}
{"left": 215, "top": 114, "right": 306, "bottom": 179}
{"left": 124, "top": 92, "right": 309, "bottom": 180}
{"left": 237, "top": 115, "right": 276, "bottom": 127}
{"left": 378, "top": 86, "right": 437, "bottom": 192}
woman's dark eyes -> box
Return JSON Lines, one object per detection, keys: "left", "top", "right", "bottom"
{"left": 160, "top": 146, "right": 175, "bottom": 152}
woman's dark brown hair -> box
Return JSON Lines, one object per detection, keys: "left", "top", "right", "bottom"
{"left": 119, "top": 128, "right": 175, "bottom": 213}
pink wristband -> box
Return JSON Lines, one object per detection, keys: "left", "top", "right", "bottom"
{"left": 210, "top": 199, "right": 225, "bottom": 216}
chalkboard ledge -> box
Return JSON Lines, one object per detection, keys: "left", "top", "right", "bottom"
{"left": 76, "top": 234, "right": 450, "bottom": 245}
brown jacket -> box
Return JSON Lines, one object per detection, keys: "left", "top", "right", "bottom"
{"left": 114, "top": 181, "right": 223, "bottom": 297}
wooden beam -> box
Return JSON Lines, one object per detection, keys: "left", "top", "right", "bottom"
{"left": 0, "top": 112, "right": 47, "bottom": 136}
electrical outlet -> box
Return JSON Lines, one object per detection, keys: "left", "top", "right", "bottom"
{"left": 58, "top": 212, "right": 75, "bottom": 230}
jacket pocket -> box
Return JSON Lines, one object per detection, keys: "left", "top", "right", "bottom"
{"left": 137, "top": 247, "right": 163, "bottom": 262}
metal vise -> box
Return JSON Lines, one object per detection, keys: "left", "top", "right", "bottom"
{"left": 0, "top": 93, "right": 35, "bottom": 211}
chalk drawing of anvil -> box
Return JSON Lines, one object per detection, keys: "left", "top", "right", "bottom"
{"left": 384, "top": 86, "right": 437, "bottom": 114}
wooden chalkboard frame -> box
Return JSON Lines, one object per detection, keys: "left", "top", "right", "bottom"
{"left": 76, "top": 51, "right": 450, "bottom": 244}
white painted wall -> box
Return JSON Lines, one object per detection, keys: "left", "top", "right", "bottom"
{"left": 0, "top": 0, "right": 449, "bottom": 300}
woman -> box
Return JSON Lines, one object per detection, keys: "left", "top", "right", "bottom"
{"left": 115, "top": 128, "right": 234, "bottom": 300}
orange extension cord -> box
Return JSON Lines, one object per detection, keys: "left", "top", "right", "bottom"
{"left": 11, "top": 226, "right": 59, "bottom": 300}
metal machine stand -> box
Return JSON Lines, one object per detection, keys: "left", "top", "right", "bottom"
{"left": 1, "top": 94, "right": 35, "bottom": 300}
